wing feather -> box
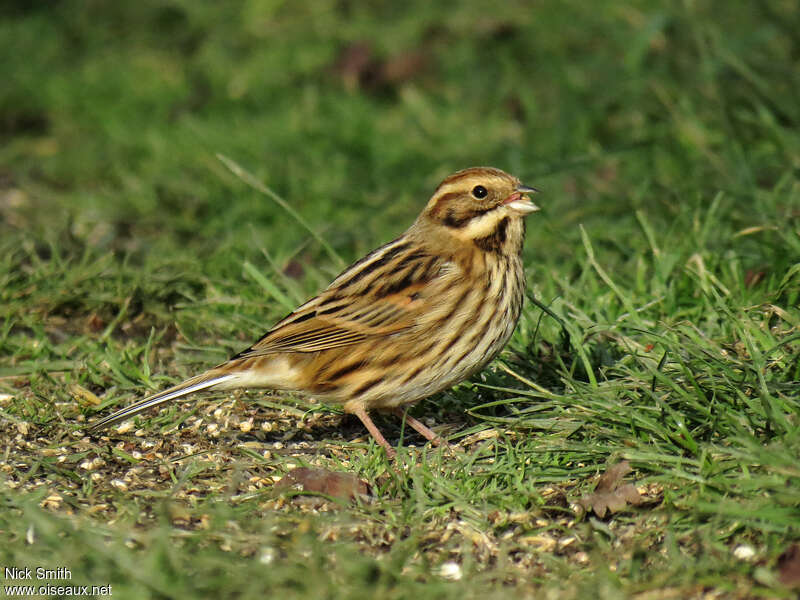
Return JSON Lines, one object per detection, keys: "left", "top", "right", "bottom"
{"left": 234, "top": 237, "right": 444, "bottom": 358}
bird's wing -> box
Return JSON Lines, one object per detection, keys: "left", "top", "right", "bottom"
{"left": 234, "top": 238, "right": 446, "bottom": 357}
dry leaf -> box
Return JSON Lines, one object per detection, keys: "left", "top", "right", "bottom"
{"left": 578, "top": 461, "right": 642, "bottom": 517}
{"left": 282, "top": 259, "right": 305, "bottom": 280}
{"left": 379, "top": 51, "right": 427, "bottom": 86}
{"left": 333, "top": 42, "right": 375, "bottom": 91}
{"left": 86, "top": 313, "right": 105, "bottom": 332}
{"left": 332, "top": 42, "right": 428, "bottom": 92}
{"left": 275, "top": 467, "right": 369, "bottom": 502}
{"left": 778, "top": 544, "right": 800, "bottom": 588}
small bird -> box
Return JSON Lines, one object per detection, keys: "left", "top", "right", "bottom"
{"left": 90, "top": 167, "right": 539, "bottom": 457}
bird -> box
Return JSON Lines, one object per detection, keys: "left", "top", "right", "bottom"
{"left": 89, "top": 167, "right": 540, "bottom": 458}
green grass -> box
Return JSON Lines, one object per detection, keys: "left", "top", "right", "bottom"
{"left": 1, "top": 1, "right": 799, "bottom": 598}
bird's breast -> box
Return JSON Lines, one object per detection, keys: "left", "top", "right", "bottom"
{"left": 299, "top": 248, "right": 526, "bottom": 412}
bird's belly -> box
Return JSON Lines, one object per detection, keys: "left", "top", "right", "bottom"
{"left": 377, "top": 307, "right": 517, "bottom": 407}
{"left": 317, "top": 263, "right": 524, "bottom": 413}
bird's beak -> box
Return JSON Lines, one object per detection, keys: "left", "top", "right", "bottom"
{"left": 503, "top": 183, "right": 540, "bottom": 215}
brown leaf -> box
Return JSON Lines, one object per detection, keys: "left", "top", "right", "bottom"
{"left": 332, "top": 42, "right": 428, "bottom": 92}
{"left": 86, "top": 313, "right": 105, "bottom": 332}
{"left": 778, "top": 544, "right": 800, "bottom": 588}
{"left": 282, "top": 259, "right": 305, "bottom": 280}
{"left": 595, "top": 461, "right": 633, "bottom": 493}
{"left": 578, "top": 461, "right": 643, "bottom": 517}
{"left": 378, "top": 51, "right": 427, "bottom": 86}
{"left": 275, "top": 467, "right": 369, "bottom": 502}
{"left": 333, "top": 42, "right": 375, "bottom": 91}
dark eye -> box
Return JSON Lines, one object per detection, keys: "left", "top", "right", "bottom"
{"left": 471, "top": 185, "right": 488, "bottom": 199}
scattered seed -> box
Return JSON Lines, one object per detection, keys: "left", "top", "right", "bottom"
{"left": 734, "top": 544, "right": 756, "bottom": 560}
{"left": 436, "top": 562, "right": 462, "bottom": 581}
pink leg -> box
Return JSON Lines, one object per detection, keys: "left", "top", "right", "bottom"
{"left": 352, "top": 407, "right": 396, "bottom": 459}
{"left": 392, "top": 408, "right": 448, "bottom": 448}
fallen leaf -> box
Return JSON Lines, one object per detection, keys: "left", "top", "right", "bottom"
{"left": 282, "top": 259, "right": 305, "bottom": 280}
{"left": 332, "top": 41, "right": 428, "bottom": 92}
{"left": 86, "top": 313, "right": 105, "bottom": 332}
{"left": 578, "top": 461, "right": 643, "bottom": 517}
{"left": 275, "top": 467, "right": 369, "bottom": 502}
{"left": 778, "top": 544, "right": 800, "bottom": 588}
{"left": 379, "top": 51, "right": 427, "bottom": 86}
{"left": 333, "top": 42, "right": 375, "bottom": 91}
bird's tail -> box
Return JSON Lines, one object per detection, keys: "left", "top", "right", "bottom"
{"left": 88, "top": 370, "right": 237, "bottom": 432}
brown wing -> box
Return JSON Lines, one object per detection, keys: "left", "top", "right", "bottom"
{"left": 233, "top": 236, "right": 444, "bottom": 358}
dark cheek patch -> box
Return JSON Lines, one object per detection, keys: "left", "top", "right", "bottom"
{"left": 439, "top": 202, "right": 497, "bottom": 228}
{"left": 443, "top": 207, "right": 472, "bottom": 228}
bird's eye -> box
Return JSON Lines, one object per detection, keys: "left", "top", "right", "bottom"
{"left": 471, "top": 185, "right": 488, "bottom": 199}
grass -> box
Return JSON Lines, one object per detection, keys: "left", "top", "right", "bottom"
{"left": 1, "top": 0, "right": 799, "bottom": 598}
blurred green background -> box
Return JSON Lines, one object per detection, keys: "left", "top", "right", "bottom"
{"left": 4, "top": 0, "right": 796, "bottom": 260}
{"left": 3, "top": 0, "right": 797, "bottom": 349}
{"left": 1, "top": 1, "right": 799, "bottom": 598}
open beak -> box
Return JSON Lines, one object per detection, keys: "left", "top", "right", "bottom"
{"left": 503, "top": 183, "right": 540, "bottom": 215}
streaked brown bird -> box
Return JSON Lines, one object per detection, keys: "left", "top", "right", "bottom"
{"left": 90, "top": 167, "right": 539, "bottom": 457}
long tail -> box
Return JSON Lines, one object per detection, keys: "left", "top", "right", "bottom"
{"left": 88, "top": 371, "right": 237, "bottom": 431}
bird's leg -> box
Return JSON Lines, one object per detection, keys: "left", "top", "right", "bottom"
{"left": 352, "top": 407, "right": 396, "bottom": 459}
{"left": 392, "top": 408, "right": 448, "bottom": 448}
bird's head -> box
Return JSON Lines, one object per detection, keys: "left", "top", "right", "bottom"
{"left": 416, "top": 167, "right": 539, "bottom": 254}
